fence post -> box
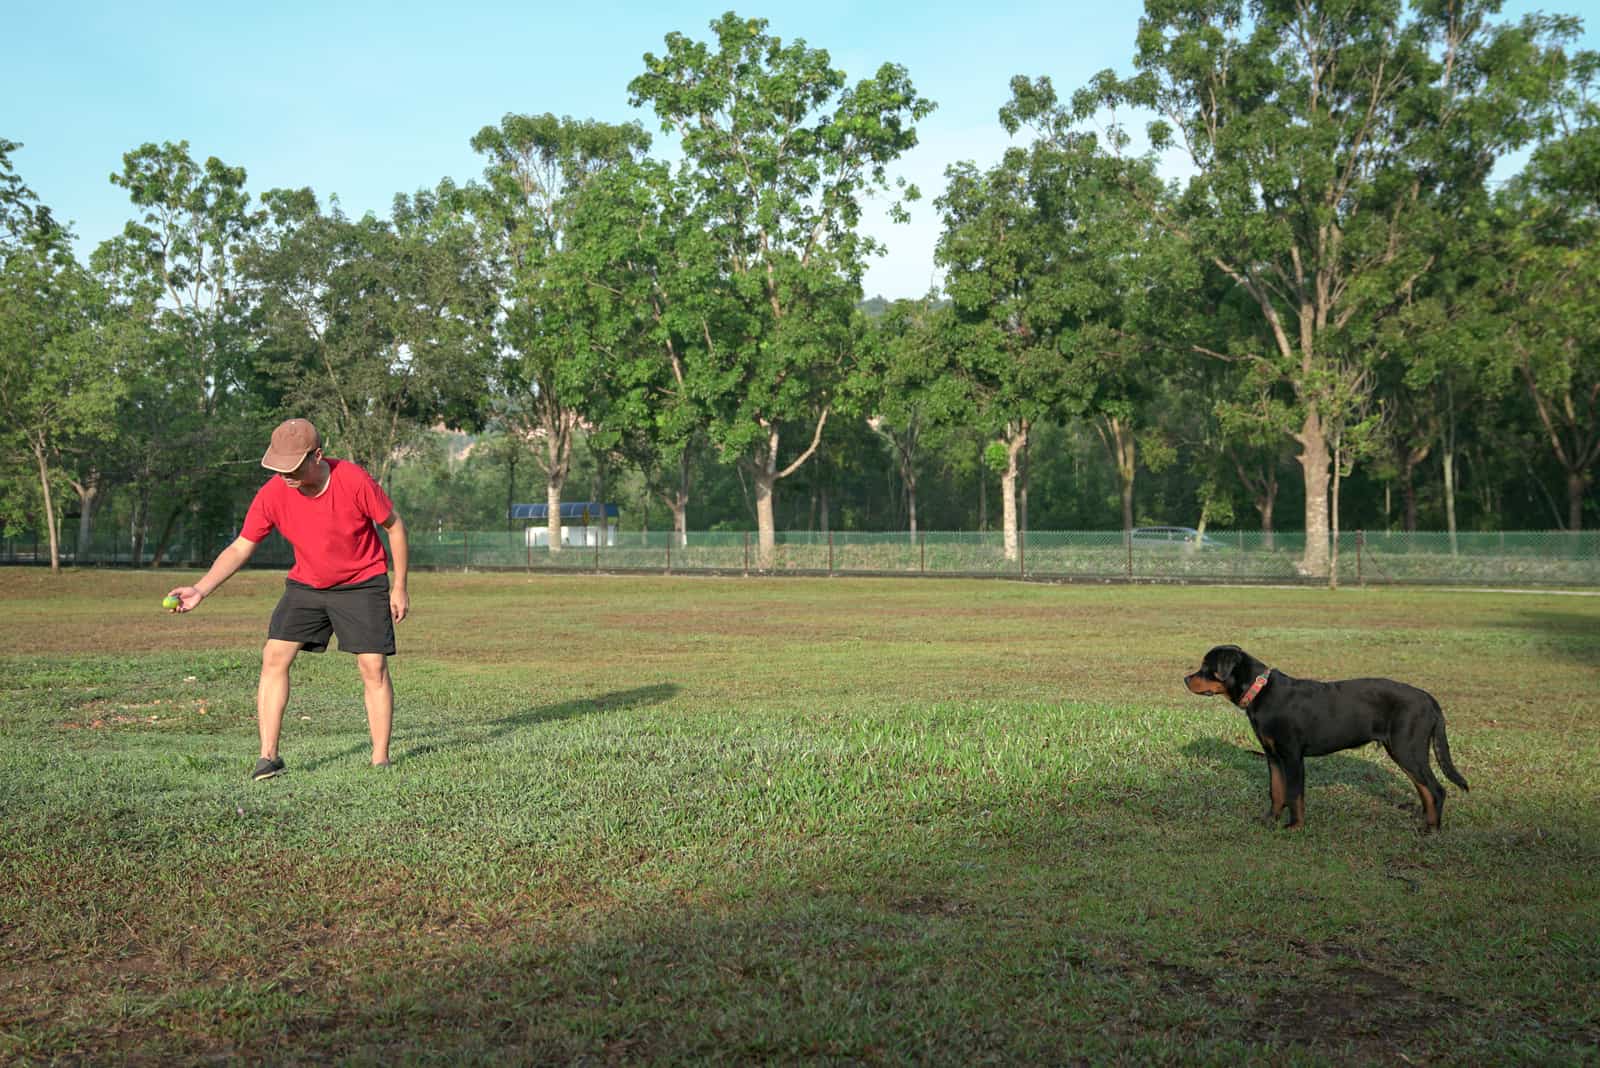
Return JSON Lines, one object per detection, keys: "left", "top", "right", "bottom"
{"left": 665, "top": 535, "right": 671, "bottom": 575}
{"left": 743, "top": 531, "right": 749, "bottom": 576}
{"left": 1356, "top": 530, "right": 1364, "bottom": 587}
{"left": 594, "top": 529, "right": 601, "bottom": 573}
{"left": 1126, "top": 531, "right": 1133, "bottom": 580}
{"left": 920, "top": 532, "right": 925, "bottom": 574}
{"left": 526, "top": 532, "right": 531, "bottom": 571}
{"left": 828, "top": 531, "right": 834, "bottom": 575}
{"left": 463, "top": 532, "right": 469, "bottom": 572}
{"left": 1019, "top": 528, "right": 1026, "bottom": 579}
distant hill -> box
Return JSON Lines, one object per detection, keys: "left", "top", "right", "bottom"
{"left": 858, "top": 295, "right": 949, "bottom": 319}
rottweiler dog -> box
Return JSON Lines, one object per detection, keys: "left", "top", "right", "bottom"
{"left": 1185, "top": 644, "right": 1468, "bottom": 832}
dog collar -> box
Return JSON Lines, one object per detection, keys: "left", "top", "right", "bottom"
{"left": 1238, "top": 673, "right": 1270, "bottom": 709}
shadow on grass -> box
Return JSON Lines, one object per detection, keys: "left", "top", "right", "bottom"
{"left": 1181, "top": 735, "right": 1404, "bottom": 795}
{"left": 1508, "top": 610, "right": 1600, "bottom": 669}
{"left": 398, "top": 683, "right": 680, "bottom": 763}
{"left": 103, "top": 825, "right": 1593, "bottom": 1066}
{"left": 298, "top": 741, "right": 375, "bottom": 772}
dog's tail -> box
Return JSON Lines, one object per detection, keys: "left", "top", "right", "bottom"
{"left": 1431, "top": 700, "right": 1469, "bottom": 791}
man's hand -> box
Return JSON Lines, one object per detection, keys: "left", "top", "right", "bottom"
{"left": 165, "top": 586, "right": 204, "bottom": 613}
{"left": 390, "top": 585, "right": 409, "bottom": 623}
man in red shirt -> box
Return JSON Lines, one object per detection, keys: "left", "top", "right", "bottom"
{"left": 166, "top": 418, "right": 410, "bottom": 781}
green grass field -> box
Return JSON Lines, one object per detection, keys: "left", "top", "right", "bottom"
{"left": 2, "top": 568, "right": 1597, "bottom": 1065}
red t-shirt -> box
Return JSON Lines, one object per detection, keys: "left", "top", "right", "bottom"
{"left": 241, "top": 458, "right": 394, "bottom": 588}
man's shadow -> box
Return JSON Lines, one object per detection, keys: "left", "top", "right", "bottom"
{"left": 300, "top": 683, "right": 679, "bottom": 769}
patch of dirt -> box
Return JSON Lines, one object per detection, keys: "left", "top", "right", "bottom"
{"left": 890, "top": 894, "right": 977, "bottom": 918}
{"left": 1139, "top": 940, "right": 1471, "bottom": 1062}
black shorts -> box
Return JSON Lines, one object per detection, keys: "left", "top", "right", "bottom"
{"left": 269, "top": 575, "right": 396, "bottom": 655}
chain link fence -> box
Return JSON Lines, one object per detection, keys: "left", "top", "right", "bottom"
{"left": 8, "top": 528, "right": 1597, "bottom": 586}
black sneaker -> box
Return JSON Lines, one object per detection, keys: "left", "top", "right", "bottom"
{"left": 251, "top": 756, "right": 286, "bottom": 781}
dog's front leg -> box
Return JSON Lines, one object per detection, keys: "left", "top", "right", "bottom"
{"left": 1282, "top": 756, "right": 1307, "bottom": 830}
{"left": 1266, "top": 759, "right": 1288, "bottom": 827}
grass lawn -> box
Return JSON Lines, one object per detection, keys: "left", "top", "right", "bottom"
{"left": 2, "top": 568, "right": 1597, "bottom": 1065}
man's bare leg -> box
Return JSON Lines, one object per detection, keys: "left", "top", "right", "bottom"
{"left": 357, "top": 653, "right": 392, "bottom": 765}
{"left": 257, "top": 639, "right": 300, "bottom": 759}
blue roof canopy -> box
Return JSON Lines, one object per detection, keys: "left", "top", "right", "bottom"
{"left": 510, "top": 502, "right": 619, "bottom": 521}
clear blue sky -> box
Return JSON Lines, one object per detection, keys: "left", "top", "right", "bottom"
{"left": 6, "top": 1, "right": 1595, "bottom": 300}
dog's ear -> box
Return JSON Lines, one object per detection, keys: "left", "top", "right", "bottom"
{"left": 1209, "top": 645, "right": 1242, "bottom": 682}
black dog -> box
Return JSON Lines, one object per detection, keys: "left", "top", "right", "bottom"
{"left": 1185, "top": 645, "right": 1468, "bottom": 831}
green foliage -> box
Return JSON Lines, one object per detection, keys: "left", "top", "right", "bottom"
{"left": 0, "top": 144, "right": 124, "bottom": 558}
{"left": 247, "top": 186, "right": 499, "bottom": 483}
{"left": 464, "top": 112, "right": 652, "bottom": 543}
{"left": 6, "top": 8, "right": 1600, "bottom": 555}
{"left": 629, "top": 13, "right": 934, "bottom": 557}
{"left": 1010, "top": 0, "right": 1583, "bottom": 570}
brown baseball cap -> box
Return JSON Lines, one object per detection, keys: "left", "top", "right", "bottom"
{"left": 261, "top": 418, "right": 322, "bottom": 472}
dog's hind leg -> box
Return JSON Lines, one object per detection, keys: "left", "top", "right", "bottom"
{"left": 1385, "top": 742, "right": 1445, "bottom": 831}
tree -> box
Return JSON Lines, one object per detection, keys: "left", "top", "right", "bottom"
{"left": 248, "top": 186, "right": 499, "bottom": 485}
{"left": 96, "top": 141, "right": 265, "bottom": 563}
{"left": 935, "top": 152, "right": 1070, "bottom": 560}
{"left": 0, "top": 144, "right": 124, "bottom": 570}
{"left": 862, "top": 298, "right": 958, "bottom": 539}
{"left": 936, "top": 130, "right": 1169, "bottom": 555}
{"left": 629, "top": 12, "right": 933, "bottom": 568}
{"left": 1, "top": 138, "right": 57, "bottom": 245}
{"left": 1026, "top": 0, "right": 1576, "bottom": 574}
{"left": 468, "top": 113, "right": 651, "bottom": 553}
{"left": 563, "top": 158, "right": 716, "bottom": 545}
{"left": 1490, "top": 49, "right": 1599, "bottom": 531}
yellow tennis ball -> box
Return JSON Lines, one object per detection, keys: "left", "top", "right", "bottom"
{"left": 162, "top": 595, "right": 181, "bottom": 611}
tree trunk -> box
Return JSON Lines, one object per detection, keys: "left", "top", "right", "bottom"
{"left": 671, "top": 499, "right": 688, "bottom": 546}
{"left": 541, "top": 415, "right": 574, "bottom": 553}
{"left": 1296, "top": 407, "right": 1332, "bottom": 578}
{"left": 546, "top": 480, "right": 564, "bottom": 551}
{"left": 30, "top": 439, "right": 61, "bottom": 573}
{"left": 906, "top": 466, "right": 918, "bottom": 542}
{"left": 754, "top": 466, "right": 777, "bottom": 571}
{"left": 1442, "top": 384, "right": 1458, "bottom": 553}
{"left": 673, "top": 451, "right": 690, "bottom": 547}
{"left": 1019, "top": 435, "right": 1030, "bottom": 536}
{"left": 1443, "top": 450, "right": 1459, "bottom": 554}
{"left": 1329, "top": 428, "right": 1343, "bottom": 591}
{"left": 1233, "top": 451, "right": 1279, "bottom": 550}
{"left": 71, "top": 472, "right": 101, "bottom": 563}
{"left": 977, "top": 439, "right": 988, "bottom": 532}
{"left": 747, "top": 412, "right": 828, "bottom": 571}
{"left": 131, "top": 488, "right": 150, "bottom": 567}
{"left": 1096, "top": 414, "right": 1137, "bottom": 536}
{"left": 150, "top": 505, "right": 183, "bottom": 567}
{"left": 1569, "top": 472, "right": 1588, "bottom": 533}
{"left": 1402, "top": 473, "right": 1419, "bottom": 533}
{"left": 592, "top": 446, "right": 610, "bottom": 517}
{"left": 998, "top": 421, "right": 1028, "bottom": 562}
{"left": 505, "top": 452, "right": 517, "bottom": 530}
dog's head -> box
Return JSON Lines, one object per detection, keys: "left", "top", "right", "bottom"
{"left": 1184, "top": 644, "right": 1263, "bottom": 702}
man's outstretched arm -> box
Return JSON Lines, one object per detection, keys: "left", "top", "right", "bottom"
{"left": 167, "top": 536, "right": 259, "bottom": 612}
